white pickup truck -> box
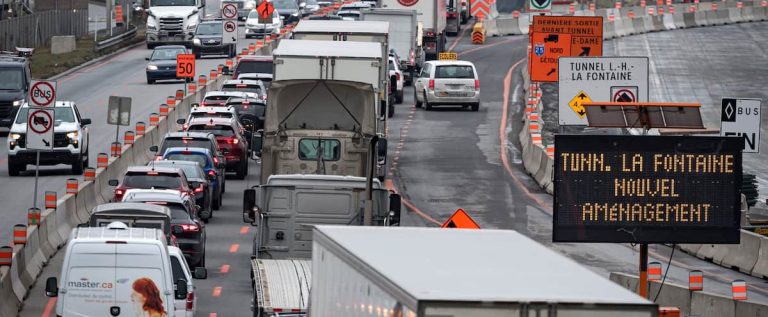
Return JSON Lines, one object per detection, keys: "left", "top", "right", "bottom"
{"left": 146, "top": 0, "right": 206, "bottom": 48}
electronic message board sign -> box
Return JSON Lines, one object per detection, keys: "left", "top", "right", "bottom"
{"left": 553, "top": 135, "right": 742, "bottom": 244}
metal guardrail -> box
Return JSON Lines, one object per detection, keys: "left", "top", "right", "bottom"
{"left": 94, "top": 26, "right": 136, "bottom": 51}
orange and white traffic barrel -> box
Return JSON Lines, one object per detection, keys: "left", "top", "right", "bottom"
{"left": 124, "top": 131, "right": 135, "bottom": 145}
{"left": 546, "top": 144, "right": 555, "bottom": 158}
{"left": 648, "top": 261, "right": 662, "bottom": 282}
{"left": 110, "top": 142, "right": 122, "bottom": 158}
{"left": 149, "top": 113, "right": 160, "bottom": 127}
{"left": 13, "top": 224, "right": 27, "bottom": 245}
{"left": 189, "top": 83, "right": 197, "bottom": 94}
{"left": 28, "top": 207, "right": 41, "bottom": 226}
{"left": 198, "top": 75, "right": 207, "bottom": 86}
{"left": 45, "top": 191, "right": 56, "bottom": 209}
{"left": 97, "top": 153, "right": 109, "bottom": 169}
{"left": 732, "top": 280, "right": 747, "bottom": 300}
{"left": 136, "top": 122, "right": 146, "bottom": 136}
{"left": 159, "top": 104, "right": 169, "bottom": 117}
{"left": 66, "top": 178, "right": 78, "bottom": 195}
{"left": 210, "top": 70, "right": 218, "bottom": 80}
{"left": 166, "top": 96, "right": 176, "bottom": 108}
{"left": 175, "top": 89, "right": 184, "bottom": 101}
{"left": 689, "top": 270, "right": 703, "bottom": 291}
{"left": 0, "top": 246, "right": 11, "bottom": 266}
{"left": 84, "top": 167, "right": 96, "bottom": 181}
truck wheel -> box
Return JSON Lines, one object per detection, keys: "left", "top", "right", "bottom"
{"left": 72, "top": 154, "right": 84, "bottom": 175}
{"left": 8, "top": 161, "right": 19, "bottom": 176}
{"left": 471, "top": 103, "right": 479, "bottom": 112}
{"left": 414, "top": 90, "right": 422, "bottom": 108}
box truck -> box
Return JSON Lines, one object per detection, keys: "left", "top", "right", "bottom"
{"left": 380, "top": 0, "right": 446, "bottom": 61}
{"left": 360, "top": 8, "right": 423, "bottom": 85}
{"left": 311, "top": 226, "right": 659, "bottom": 317}
{"left": 242, "top": 174, "right": 401, "bottom": 316}
{"left": 255, "top": 39, "right": 388, "bottom": 183}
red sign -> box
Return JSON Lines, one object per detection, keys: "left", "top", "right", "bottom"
{"left": 29, "top": 81, "right": 56, "bottom": 107}
{"left": 397, "top": 0, "right": 418, "bottom": 7}
{"left": 176, "top": 54, "right": 195, "bottom": 78}
{"left": 441, "top": 209, "right": 480, "bottom": 229}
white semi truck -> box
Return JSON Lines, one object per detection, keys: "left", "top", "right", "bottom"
{"left": 311, "top": 226, "right": 660, "bottom": 317}
{"left": 380, "top": 0, "right": 446, "bottom": 61}
{"left": 242, "top": 175, "right": 401, "bottom": 317}
{"left": 254, "top": 39, "right": 389, "bottom": 183}
{"left": 145, "top": 0, "right": 205, "bottom": 48}
{"left": 291, "top": 20, "right": 394, "bottom": 118}
{"left": 359, "top": 8, "right": 423, "bottom": 85}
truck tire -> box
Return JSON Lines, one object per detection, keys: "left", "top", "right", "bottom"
{"left": 471, "top": 103, "right": 479, "bottom": 112}
{"left": 8, "top": 160, "right": 20, "bottom": 176}
{"left": 72, "top": 154, "right": 84, "bottom": 175}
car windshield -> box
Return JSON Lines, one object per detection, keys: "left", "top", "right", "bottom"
{"left": 123, "top": 172, "right": 181, "bottom": 189}
{"left": 435, "top": 65, "right": 475, "bottom": 78}
{"left": 204, "top": 95, "right": 231, "bottom": 102}
{"left": 0, "top": 68, "right": 23, "bottom": 90}
{"left": 155, "top": 163, "right": 203, "bottom": 179}
{"left": 161, "top": 138, "right": 214, "bottom": 153}
{"left": 151, "top": 47, "right": 186, "bottom": 60}
{"left": 196, "top": 23, "right": 222, "bottom": 35}
{"left": 236, "top": 61, "right": 272, "bottom": 75}
{"left": 151, "top": 0, "right": 196, "bottom": 6}
{"left": 188, "top": 124, "right": 235, "bottom": 137}
{"left": 168, "top": 204, "right": 192, "bottom": 220}
{"left": 165, "top": 153, "right": 209, "bottom": 167}
{"left": 15, "top": 107, "right": 76, "bottom": 124}
{"left": 273, "top": 0, "right": 298, "bottom": 9}
{"left": 222, "top": 84, "right": 262, "bottom": 94}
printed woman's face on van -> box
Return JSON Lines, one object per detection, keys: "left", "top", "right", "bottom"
{"left": 131, "top": 289, "right": 145, "bottom": 304}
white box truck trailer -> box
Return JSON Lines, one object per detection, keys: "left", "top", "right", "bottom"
{"left": 359, "top": 8, "right": 423, "bottom": 85}
{"left": 380, "top": 0, "right": 446, "bottom": 61}
{"left": 311, "top": 226, "right": 659, "bottom": 317}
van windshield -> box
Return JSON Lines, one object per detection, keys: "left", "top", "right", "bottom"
{"left": 0, "top": 68, "right": 23, "bottom": 90}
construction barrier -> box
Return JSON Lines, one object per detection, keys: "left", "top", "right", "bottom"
{"left": 471, "top": 22, "right": 485, "bottom": 44}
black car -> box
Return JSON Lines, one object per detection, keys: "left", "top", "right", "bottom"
{"left": 151, "top": 160, "right": 214, "bottom": 221}
{"left": 0, "top": 52, "right": 31, "bottom": 128}
{"left": 123, "top": 190, "right": 207, "bottom": 268}
{"left": 145, "top": 45, "right": 191, "bottom": 84}
{"left": 156, "top": 131, "right": 227, "bottom": 192}
{"left": 192, "top": 20, "right": 236, "bottom": 58}
{"left": 225, "top": 97, "right": 266, "bottom": 143}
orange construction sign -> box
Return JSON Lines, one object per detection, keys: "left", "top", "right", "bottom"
{"left": 176, "top": 54, "right": 195, "bottom": 78}
{"left": 441, "top": 208, "right": 480, "bottom": 229}
{"left": 529, "top": 16, "right": 603, "bottom": 82}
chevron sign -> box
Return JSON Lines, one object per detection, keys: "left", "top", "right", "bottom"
{"left": 471, "top": 0, "right": 490, "bottom": 18}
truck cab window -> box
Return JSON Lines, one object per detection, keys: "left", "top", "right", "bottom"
{"left": 298, "top": 139, "right": 340, "bottom": 161}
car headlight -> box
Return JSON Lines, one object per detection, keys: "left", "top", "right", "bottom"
{"left": 291, "top": 12, "right": 299, "bottom": 16}
{"left": 9, "top": 133, "right": 21, "bottom": 140}
{"left": 193, "top": 38, "right": 201, "bottom": 45}
{"left": 12, "top": 99, "right": 23, "bottom": 106}
{"left": 147, "top": 64, "right": 158, "bottom": 70}
{"left": 147, "top": 15, "right": 157, "bottom": 29}
{"left": 66, "top": 131, "right": 78, "bottom": 139}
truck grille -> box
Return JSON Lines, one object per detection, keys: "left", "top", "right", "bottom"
{"left": 16, "top": 133, "right": 70, "bottom": 148}
{"left": 203, "top": 39, "right": 222, "bottom": 45}
{"left": 0, "top": 101, "right": 12, "bottom": 118}
{"left": 159, "top": 17, "right": 184, "bottom": 33}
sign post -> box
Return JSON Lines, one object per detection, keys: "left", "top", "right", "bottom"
{"left": 720, "top": 98, "right": 762, "bottom": 153}
{"left": 107, "top": 96, "right": 132, "bottom": 145}
{"left": 28, "top": 80, "right": 57, "bottom": 212}
{"left": 558, "top": 57, "right": 649, "bottom": 126}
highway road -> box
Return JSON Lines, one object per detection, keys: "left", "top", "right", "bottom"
{"left": 9, "top": 8, "right": 768, "bottom": 317}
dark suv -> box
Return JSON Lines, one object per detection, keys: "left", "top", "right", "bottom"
{"left": 0, "top": 53, "right": 31, "bottom": 128}
{"left": 192, "top": 20, "right": 236, "bottom": 58}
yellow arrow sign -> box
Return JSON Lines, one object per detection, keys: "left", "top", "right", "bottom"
{"left": 568, "top": 90, "right": 591, "bottom": 118}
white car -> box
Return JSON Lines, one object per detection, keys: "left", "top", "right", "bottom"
{"left": 169, "top": 246, "right": 207, "bottom": 317}
{"left": 245, "top": 9, "right": 282, "bottom": 39}
{"left": 7, "top": 101, "right": 91, "bottom": 175}
{"left": 414, "top": 60, "right": 480, "bottom": 111}
{"left": 388, "top": 56, "right": 404, "bottom": 104}
{"left": 183, "top": 106, "right": 238, "bottom": 129}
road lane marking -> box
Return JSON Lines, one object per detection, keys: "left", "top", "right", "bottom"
{"left": 212, "top": 287, "right": 222, "bottom": 297}
{"left": 229, "top": 244, "right": 239, "bottom": 253}
{"left": 210, "top": 313, "right": 218, "bottom": 317}
{"left": 220, "top": 264, "right": 230, "bottom": 273}
{"left": 41, "top": 297, "right": 56, "bottom": 317}
{"left": 240, "top": 226, "right": 249, "bottom": 234}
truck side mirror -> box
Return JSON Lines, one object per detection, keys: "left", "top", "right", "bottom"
{"left": 377, "top": 138, "right": 387, "bottom": 165}
{"left": 388, "top": 193, "right": 401, "bottom": 226}
{"left": 45, "top": 277, "right": 58, "bottom": 297}
{"left": 108, "top": 179, "right": 118, "bottom": 186}
{"left": 81, "top": 118, "right": 92, "bottom": 126}
{"left": 251, "top": 129, "right": 263, "bottom": 156}
{"left": 174, "top": 279, "right": 188, "bottom": 300}
{"left": 149, "top": 145, "right": 159, "bottom": 153}
{"left": 243, "top": 188, "right": 257, "bottom": 224}
{"left": 193, "top": 267, "right": 208, "bottom": 279}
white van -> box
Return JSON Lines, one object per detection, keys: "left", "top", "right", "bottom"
{"left": 46, "top": 222, "right": 187, "bottom": 317}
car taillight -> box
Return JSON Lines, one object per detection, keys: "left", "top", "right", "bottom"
{"left": 208, "top": 170, "right": 217, "bottom": 177}
{"left": 475, "top": 79, "right": 480, "bottom": 90}
{"left": 114, "top": 189, "right": 124, "bottom": 200}
{"left": 180, "top": 224, "right": 200, "bottom": 232}
{"left": 186, "top": 291, "right": 194, "bottom": 310}
{"left": 428, "top": 79, "right": 435, "bottom": 90}
{"left": 409, "top": 51, "right": 415, "bottom": 64}
{"left": 426, "top": 31, "right": 435, "bottom": 37}
{"left": 213, "top": 157, "right": 219, "bottom": 165}
{"left": 227, "top": 138, "right": 239, "bottom": 144}
{"left": 194, "top": 185, "right": 204, "bottom": 193}
{"left": 182, "top": 124, "right": 188, "bottom": 130}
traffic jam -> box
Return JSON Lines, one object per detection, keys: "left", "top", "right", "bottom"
{"left": 0, "top": 0, "right": 765, "bottom": 314}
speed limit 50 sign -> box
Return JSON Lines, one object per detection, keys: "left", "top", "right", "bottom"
{"left": 176, "top": 54, "right": 196, "bottom": 78}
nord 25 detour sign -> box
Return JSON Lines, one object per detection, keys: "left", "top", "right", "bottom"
{"left": 553, "top": 135, "right": 742, "bottom": 244}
